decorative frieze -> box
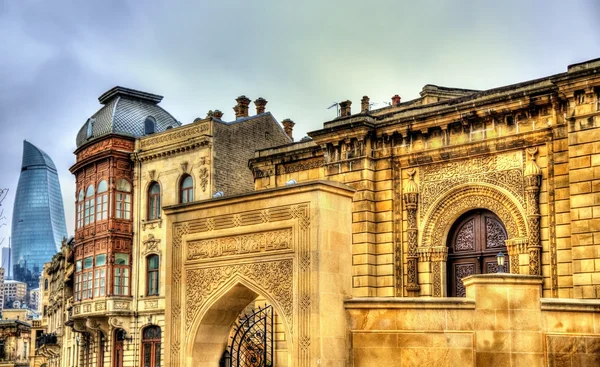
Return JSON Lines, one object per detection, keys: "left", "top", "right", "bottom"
{"left": 186, "top": 228, "right": 292, "bottom": 261}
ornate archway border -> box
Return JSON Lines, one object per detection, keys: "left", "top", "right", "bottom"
{"left": 420, "top": 183, "right": 528, "bottom": 248}
{"left": 184, "top": 272, "right": 294, "bottom": 364}
{"left": 169, "top": 203, "right": 312, "bottom": 367}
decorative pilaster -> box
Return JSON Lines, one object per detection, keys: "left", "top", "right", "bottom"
{"left": 524, "top": 148, "right": 542, "bottom": 275}
{"left": 417, "top": 246, "right": 447, "bottom": 297}
{"left": 505, "top": 237, "right": 528, "bottom": 274}
{"left": 404, "top": 169, "right": 420, "bottom": 295}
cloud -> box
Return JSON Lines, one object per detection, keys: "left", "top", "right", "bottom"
{"left": 0, "top": 0, "right": 599, "bottom": 246}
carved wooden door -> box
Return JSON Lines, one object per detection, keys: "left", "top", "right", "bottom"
{"left": 447, "top": 210, "right": 508, "bottom": 297}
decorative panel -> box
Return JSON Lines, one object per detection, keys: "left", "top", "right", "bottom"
{"left": 455, "top": 263, "right": 476, "bottom": 297}
{"left": 455, "top": 219, "right": 475, "bottom": 252}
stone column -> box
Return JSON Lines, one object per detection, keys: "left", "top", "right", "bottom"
{"left": 524, "top": 147, "right": 542, "bottom": 275}
{"left": 404, "top": 169, "right": 420, "bottom": 295}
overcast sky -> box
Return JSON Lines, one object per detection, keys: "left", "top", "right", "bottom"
{"left": 0, "top": 0, "right": 599, "bottom": 246}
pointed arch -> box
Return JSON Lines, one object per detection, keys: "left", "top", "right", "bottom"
{"left": 184, "top": 274, "right": 292, "bottom": 367}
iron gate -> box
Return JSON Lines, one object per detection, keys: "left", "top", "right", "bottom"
{"left": 228, "top": 304, "right": 274, "bottom": 367}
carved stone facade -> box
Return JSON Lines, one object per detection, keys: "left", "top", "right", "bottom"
{"left": 164, "top": 182, "right": 354, "bottom": 367}
{"left": 38, "top": 58, "right": 600, "bottom": 366}
{"left": 250, "top": 58, "right": 600, "bottom": 300}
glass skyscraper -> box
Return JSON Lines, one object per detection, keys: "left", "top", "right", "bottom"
{"left": 11, "top": 141, "right": 67, "bottom": 288}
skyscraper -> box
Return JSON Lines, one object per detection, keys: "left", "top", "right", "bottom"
{"left": 11, "top": 141, "right": 67, "bottom": 289}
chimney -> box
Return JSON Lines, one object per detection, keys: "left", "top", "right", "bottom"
{"left": 339, "top": 100, "right": 352, "bottom": 117}
{"left": 212, "top": 110, "right": 224, "bottom": 120}
{"left": 361, "top": 96, "right": 370, "bottom": 112}
{"left": 254, "top": 98, "right": 268, "bottom": 114}
{"left": 234, "top": 95, "right": 251, "bottom": 119}
{"left": 391, "top": 94, "right": 401, "bottom": 105}
{"left": 282, "top": 119, "right": 295, "bottom": 141}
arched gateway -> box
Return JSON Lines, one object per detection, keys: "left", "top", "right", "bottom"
{"left": 163, "top": 181, "right": 355, "bottom": 367}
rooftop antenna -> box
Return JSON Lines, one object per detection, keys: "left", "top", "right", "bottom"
{"left": 327, "top": 102, "right": 340, "bottom": 117}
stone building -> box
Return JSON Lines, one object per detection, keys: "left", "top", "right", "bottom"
{"left": 64, "top": 87, "right": 290, "bottom": 367}
{"left": 37, "top": 57, "right": 600, "bottom": 366}
{"left": 163, "top": 57, "right": 600, "bottom": 366}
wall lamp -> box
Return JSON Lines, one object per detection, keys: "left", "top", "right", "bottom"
{"left": 496, "top": 252, "right": 505, "bottom": 273}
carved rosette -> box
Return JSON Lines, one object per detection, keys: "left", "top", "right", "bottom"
{"left": 524, "top": 148, "right": 542, "bottom": 275}
{"left": 403, "top": 169, "right": 420, "bottom": 294}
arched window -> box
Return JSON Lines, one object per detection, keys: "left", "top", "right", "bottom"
{"left": 77, "top": 189, "right": 85, "bottom": 229}
{"left": 146, "top": 255, "right": 159, "bottom": 296}
{"left": 116, "top": 179, "right": 131, "bottom": 220}
{"left": 96, "top": 180, "right": 108, "bottom": 221}
{"left": 84, "top": 185, "right": 95, "bottom": 226}
{"left": 141, "top": 326, "right": 161, "bottom": 367}
{"left": 144, "top": 116, "right": 156, "bottom": 135}
{"left": 180, "top": 175, "right": 193, "bottom": 203}
{"left": 148, "top": 182, "right": 161, "bottom": 220}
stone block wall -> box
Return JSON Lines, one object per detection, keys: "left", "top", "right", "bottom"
{"left": 347, "top": 274, "right": 600, "bottom": 367}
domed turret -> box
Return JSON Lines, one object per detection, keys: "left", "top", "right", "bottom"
{"left": 75, "top": 86, "right": 180, "bottom": 148}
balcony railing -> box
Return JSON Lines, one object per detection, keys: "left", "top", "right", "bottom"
{"left": 36, "top": 332, "right": 58, "bottom": 349}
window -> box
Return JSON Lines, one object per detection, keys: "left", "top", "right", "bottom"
{"left": 116, "top": 179, "right": 131, "bottom": 220}
{"left": 141, "top": 326, "right": 161, "bottom": 367}
{"left": 84, "top": 185, "right": 95, "bottom": 226}
{"left": 180, "top": 175, "right": 193, "bottom": 203}
{"left": 76, "top": 190, "right": 84, "bottom": 228}
{"left": 96, "top": 180, "right": 108, "bottom": 221}
{"left": 81, "top": 270, "right": 92, "bottom": 299}
{"left": 147, "top": 255, "right": 159, "bottom": 296}
{"left": 113, "top": 253, "right": 130, "bottom": 296}
{"left": 96, "top": 254, "right": 106, "bottom": 266}
{"left": 148, "top": 182, "right": 161, "bottom": 220}
{"left": 86, "top": 118, "right": 95, "bottom": 139}
{"left": 75, "top": 273, "right": 81, "bottom": 301}
{"left": 94, "top": 268, "right": 106, "bottom": 297}
{"left": 144, "top": 116, "right": 156, "bottom": 135}
{"left": 575, "top": 90, "right": 585, "bottom": 105}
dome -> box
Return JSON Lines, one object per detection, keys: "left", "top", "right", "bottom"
{"left": 75, "top": 86, "right": 181, "bottom": 148}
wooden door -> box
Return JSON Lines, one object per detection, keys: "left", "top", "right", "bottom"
{"left": 114, "top": 330, "right": 125, "bottom": 367}
{"left": 447, "top": 210, "right": 508, "bottom": 297}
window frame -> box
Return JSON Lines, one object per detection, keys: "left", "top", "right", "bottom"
{"left": 113, "top": 253, "right": 130, "bottom": 296}
{"left": 115, "top": 179, "right": 132, "bottom": 220}
{"left": 180, "top": 175, "right": 193, "bottom": 204}
{"left": 147, "top": 182, "right": 161, "bottom": 220}
{"left": 141, "top": 326, "right": 161, "bottom": 367}
{"left": 146, "top": 255, "right": 160, "bottom": 296}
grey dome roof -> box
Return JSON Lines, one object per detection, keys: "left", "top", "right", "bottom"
{"left": 76, "top": 86, "right": 181, "bottom": 148}
{"left": 22, "top": 140, "right": 57, "bottom": 171}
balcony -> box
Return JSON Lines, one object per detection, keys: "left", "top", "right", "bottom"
{"left": 36, "top": 332, "right": 60, "bottom": 358}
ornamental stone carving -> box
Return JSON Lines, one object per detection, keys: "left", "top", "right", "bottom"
{"left": 403, "top": 169, "right": 420, "bottom": 294}
{"left": 186, "top": 228, "right": 292, "bottom": 261}
{"left": 421, "top": 185, "right": 527, "bottom": 247}
{"left": 524, "top": 147, "right": 542, "bottom": 275}
{"left": 420, "top": 151, "right": 524, "bottom": 221}
{"left": 185, "top": 259, "right": 293, "bottom": 330}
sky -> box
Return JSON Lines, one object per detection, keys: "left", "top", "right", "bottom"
{"left": 0, "top": 0, "right": 599, "bottom": 247}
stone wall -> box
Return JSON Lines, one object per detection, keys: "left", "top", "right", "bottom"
{"left": 347, "top": 274, "right": 600, "bottom": 367}
{"left": 249, "top": 59, "right": 600, "bottom": 300}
